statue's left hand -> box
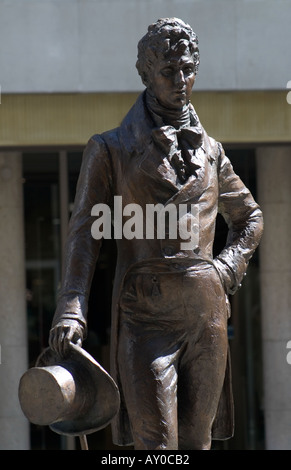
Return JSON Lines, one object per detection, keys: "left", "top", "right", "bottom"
{"left": 49, "top": 319, "right": 84, "bottom": 357}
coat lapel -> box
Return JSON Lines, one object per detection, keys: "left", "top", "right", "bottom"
{"left": 119, "top": 92, "right": 180, "bottom": 192}
{"left": 139, "top": 139, "right": 180, "bottom": 191}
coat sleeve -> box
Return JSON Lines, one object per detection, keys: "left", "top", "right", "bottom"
{"left": 52, "top": 134, "right": 113, "bottom": 334}
{"left": 214, "top": 143, "right": 264, "bottom": 295}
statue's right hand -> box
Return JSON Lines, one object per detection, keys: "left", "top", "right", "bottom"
{"left": 49, "top": 319, "right": 84, "bottom": 357}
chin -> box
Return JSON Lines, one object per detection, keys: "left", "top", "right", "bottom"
{"left": 171, "top": 100, "right": 187, "bottom": 110}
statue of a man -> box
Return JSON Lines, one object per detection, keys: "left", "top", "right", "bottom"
{"left": 49, "top": 18, "right": 263, "bottom": 450}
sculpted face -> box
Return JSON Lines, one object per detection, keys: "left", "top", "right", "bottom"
{"left": 148, "top": 49, "right": 196, "bottom": 110}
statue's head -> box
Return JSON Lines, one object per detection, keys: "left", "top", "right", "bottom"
{"left": 136, "top": 18, "right": 200, "bottom": 88}
{"left": 136, "top": 18, "right": 200, "bottom": 110}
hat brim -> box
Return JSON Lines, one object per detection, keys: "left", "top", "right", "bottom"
{"left": 36, "top": 344, "right": 120, "bottom": 436}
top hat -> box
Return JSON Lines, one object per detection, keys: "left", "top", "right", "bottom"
{"left": 18, "top": 343, "right": 120, "bottom": 436}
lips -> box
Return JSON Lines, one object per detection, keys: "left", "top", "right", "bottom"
{"left": 175, "top": 89, "right": 187, "bottom": 96}
{"left": 174, "top": 90, "right": 187, "bottom": 101}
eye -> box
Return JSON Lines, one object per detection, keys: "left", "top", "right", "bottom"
{"left": 161, "top": 67, "right": 174, "bottom": 77}
{"left": 183, "top": 66, "right": 194, "bottom": 76}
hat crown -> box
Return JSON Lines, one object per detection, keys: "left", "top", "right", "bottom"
{"left": 19, "top": 365, "right": 77, "bottom": 426}
{"left": 18, "top": 345, "right": 120, "bottom": 436}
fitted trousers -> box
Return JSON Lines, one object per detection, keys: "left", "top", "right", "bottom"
{"left": 118, "top": 261, "right": 229, "bottom": 450}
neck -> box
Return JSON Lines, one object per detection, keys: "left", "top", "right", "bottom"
{"left": 146, "top": 90, "right": 191, "bottom": 129}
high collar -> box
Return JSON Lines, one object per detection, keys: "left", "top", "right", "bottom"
{"left": 119, "top": 91, "right": 202, "bottom": 156}
{"left": 145, "top": 90, "right": 193, "bottom": 130}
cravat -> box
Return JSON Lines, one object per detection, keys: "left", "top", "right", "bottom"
{"left": 152, "top": 125, "right": 202, "bottom": 183}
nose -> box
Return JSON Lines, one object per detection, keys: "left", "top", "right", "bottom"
{"left": 174, "top": 70, "right": 185, "bottom": 87}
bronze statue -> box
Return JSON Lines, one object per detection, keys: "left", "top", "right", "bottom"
{"left": 48, "top": 18, "right": 263, "bottom": 450}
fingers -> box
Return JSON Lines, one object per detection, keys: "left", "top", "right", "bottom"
{"left": 49, "top": 322, "right": 83, "bottom": 357}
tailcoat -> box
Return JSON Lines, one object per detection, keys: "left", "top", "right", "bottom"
{"left": 52, "top": 92, "right": 263, "bottom": 445}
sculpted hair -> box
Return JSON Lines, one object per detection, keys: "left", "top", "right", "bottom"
{"left": 136, "top": 18, "right": 200, "bottom": 87}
